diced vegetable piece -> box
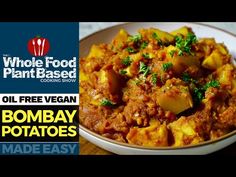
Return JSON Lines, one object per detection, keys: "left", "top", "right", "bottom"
{"left": 79, "top": 87, "right": 84, "bottom": 94}
{"left": 202, "top": 50, "right": 224, "bottom": 70}
{"left": 199, "top": 38, "right": 216, "bottom": 46}
{"left": 111, "top": 29, "right": 129, "bottom": 51}
{"left": 98, "top": 68, "right": 121, "bottom": 94}
{"left": 168, "top": 116, "right": 204, "bottom": 146}
{"left": 216, "top": 43, "right": 228, "bottom": 55}
{"left": 130, "top": 53, "right": 142, "bottom": 62}
{"left": 79, "top": 71, "right": 89, "bottom": 94}
{"left": 170, "top": 26, "right": 192, "bottom": 37}
{"left": 126, "top": 119, "right": 168, "bottom": 147}
{"left": 79, "top": 71, "right": 89, "bottom": 81}
{"left": 171, "top": 55, "right": 200, "bottom": 74}
{"left": 151, "top": 28, "right": 174, "bottom": 44}
{"left": 90, "top": 99, "right": 100, "bottom": 106}
{"left": 216, "top": 64, "right": 234, "bottom": 87}
{"left": 166, "top": 45, "right": 200, "bottom": 74}
{"left": 87, "top": 45, "right": 105, "bottom": 58}
{"left": 157, "top": 78, "right": 193, "bottom": 114}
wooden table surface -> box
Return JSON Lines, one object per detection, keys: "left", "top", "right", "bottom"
{"left": 79, "top": 135, "right": 236, "bottom": 155}
{"left": 79, "top": 136, "right": 112, "bottom": 155}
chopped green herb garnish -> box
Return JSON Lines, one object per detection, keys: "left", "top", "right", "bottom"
{"left": 193, "top": 88, "right": 205, "bottom": 104}
{"left": 182, "top": 73, "right": 197, "bottom": 84}
{"left": 162, "top": 62, "right": 173, "bottom": 71}
{"left": 169, "top": 50, "right": 176, "bottom": 57}
{"left": 182, "top": 73, "right": 191, "bottom": 83}
{"left": 122, "top": 56, "right": 132, "bottom": 66}
{"left": 140, "top": 41, "right": 148, "bottom": 49}
{"left": 120, "top": 69, "right": 127, "bottom": 75}
{"left": 203, "top": 80, "right": 220, "bottom": 90}
{"left": 142, "top": 53, "right": 150, "bottom": 59}
{"left": 178, "top": 50, "right": 183, "bottom": 56}
{"left": 139, "top": 61, "right": 150, "bottom": 77}
{"left": 128, "top": 33, "right": 142, "bottom": 43}
{"left": 151, "top": 73, "right": 158, "bottom": 85}
{"left": 126, "top": 47, "right": 136, "bottom": 53}
{"left": 193, "top": 80, "right": 220, "bottom": 105}
{"left": 175, "top": 33, "right": 197, "bottom": 56}
{"left": 152, "top": 32, "right": 163, "bottom": 45}
{"left": 100, "top": 99, "right": 115, "bottom": 106}
{"left": 186, "top": 32, "right": 197, "bottom": 44}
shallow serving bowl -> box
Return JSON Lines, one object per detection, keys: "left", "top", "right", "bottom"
{"left": 79, "top": 22, "right": 236, "bottom": 155}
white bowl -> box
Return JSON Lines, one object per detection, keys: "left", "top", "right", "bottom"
{"left": 79, "top": 22, "right": 236, "bottom": 155}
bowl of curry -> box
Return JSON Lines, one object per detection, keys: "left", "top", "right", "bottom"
{"left": 79, "top": 22, "right": 236, "bottom": 154}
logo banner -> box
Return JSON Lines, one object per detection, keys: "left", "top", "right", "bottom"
{"left": 0, "top": 22, "right": 79, "bottom": 155}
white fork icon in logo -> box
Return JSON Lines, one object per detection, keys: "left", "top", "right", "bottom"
{"left": 32, "top": 39, "right": 37, "bottom": 56}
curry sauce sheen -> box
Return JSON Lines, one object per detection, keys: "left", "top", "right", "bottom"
{"left": 79, "top": 26, "right": 236, "bottom": 147}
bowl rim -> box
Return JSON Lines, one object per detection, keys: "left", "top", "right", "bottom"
{"left": 80, "top": 125, "right": 236, "bottom": 150}
{"left": 79, "top": 22, "right": 236, "bottom": 150}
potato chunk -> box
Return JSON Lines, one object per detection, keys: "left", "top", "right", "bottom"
{"left": 168, "top": 116, "right": 204, "bottom": 146}
{"left": 166, "top": 45, "right": 200, "bottom": 74}
{"left": 87, "top": 45, "right": 105, "bottom": 59}
{"left": 98, "top": 68, "right": 121, "bottom": 94}
{"left": 202, "top": 50, "right": 224, "bottom": 70}
{"left": 157, "top": 78, "right": 193, "bottom": 114}
{"left": 79, "top": 71, "right": 89, "bottom": 81}
{"left": 216, "top": 64, "right": 234, "bottom": 87}
{"left": 79, "top": 71, "right": 89, "bottom": 94}
{"left": 170, "top": 26, "right": 193, "bottom": 37}
{"left": 216, "top": 43, "right": 228, "bottom": 55}
{"left": 126, "top": 119, "right": 168, "bottom": 147}
{"left": 111, "top": 29, "right": 129, "bottom": 51}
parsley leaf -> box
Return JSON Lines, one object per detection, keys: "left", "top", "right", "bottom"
{"left": 193, "top": 80, "right": 220, "bottom": 105}
{"left": 175, "top": 33, "right": 197, "bottom": 56}
{"left": 100, "top": 99, "right": 115, "bottom": 106}
{"left": 182, "top": 73, "right": 197, "bottom": 84}
{"left": 152, "top": 32, "right": 163, "bottom": 45}
{"left": 178, "top": 50, "right": 183, "bottom": 56}
{"left": 128, "top": 33, "right": 142, "bottom": 43}
{"left": 169, "top": 50, "right": 176, "bottom": 57}
{"left": 126, "top": 47, "right": 136, "bottom": 53}
{"left": 162, "top": 62, "right": 173, "bottom": 71}
{"left": 122, "top": 56, "right": 132, "bottom": 66}
{"left": 186, "top": 32, "right": 197, "bottom": 44}
{"left": 142, "top": 53, "right": 150, "bottom": 59}
{"left": 139, "top": 62, "right": 150, "bottom": 77}
{"left": 140, "top": 41, "right": 148, "bottom": 49}
{"left": 120, "top": 69, "right": 127, "bottom": 75}
{"left": 203, "top": 80, "right": 220, "bottom": 90}
{"left": 151, "top": 73, "right": 158, "bottom": 85}
{"left": 182, "top": 73, "right": 191, "bottom": 83}
{"left": 193, "top": 88, "right": 205, "bottom": 104}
